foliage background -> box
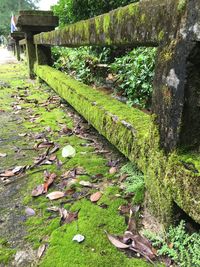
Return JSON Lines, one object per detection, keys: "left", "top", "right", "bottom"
{"left": 0, "top": 0, "right": 39, "bottom": 35}
{"left": 53, "top": 0, "right": 138, "bottom": 26}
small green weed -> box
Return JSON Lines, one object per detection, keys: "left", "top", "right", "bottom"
{"left": 120, "top": 162, "right": 145, "bottom": 204}
{"left": 143, "top": 221, "right": 200, "bottom": 267}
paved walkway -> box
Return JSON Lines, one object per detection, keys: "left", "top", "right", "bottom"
{"left": 0, "top": 47, "right": 17, "bottom": 65}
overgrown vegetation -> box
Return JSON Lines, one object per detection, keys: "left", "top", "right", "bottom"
{"left": 52, "top": 0, "right": 156, "bottom": 110}
{"left": 110, "top": 48, "right": 156, "bottom": 108}
{"left": 52, "top": 46, "right": 156, "bottom": 109}
{"left": 143, "top": 221, "right": 200, "bottom": 267}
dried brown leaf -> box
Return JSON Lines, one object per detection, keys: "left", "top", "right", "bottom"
{"left": 46, "top": 191, "right": 65, "bottom": 200}
{"left": 32, "top": 184, "right": 44, "bottom": 197}
{"left": 90, "top": 192, "right": 102, "bottom": 202}
{"left": 106, "top": 232, "right": 130, "bottom": 249}
{"left": 49, "top": 155, "right": 57, "bottom": 161}
{"left": 79, "top": 181, "right": 93, "bottom": 187}
{"left": 109, "top": 167, "right": 117, "bottom": 174}
{"left": 43, "top": 172, "right": 57, "bottom": 193}
{"left": 37, "top": 244, "right": 46, "bottom": 259}
{"left": 36, "top": 142, "right": 54, "bottom": 149}
{"left": 0, "top": 170, "right": 15, "bottom": 177}
{"left": 59, "top": 208, "right": 79, "bottom": 225}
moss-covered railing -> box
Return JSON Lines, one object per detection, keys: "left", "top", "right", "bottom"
{"left": 16, "top": 0, "right": 200, "bottom": 226}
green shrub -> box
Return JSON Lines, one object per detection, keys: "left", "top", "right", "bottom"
{"left": 52, "top": 46, "right": 100, "bottom": 84}
{"left": 52, "top": 0, "right": 138, "bottom": 26}
{"left": 110, "top": 47, "right": 156, "bottom": 109}
{"left": 143, "top": 221, "right": 200, "bottom": 267}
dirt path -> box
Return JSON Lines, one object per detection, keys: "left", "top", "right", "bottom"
{"left": 0, "top": 54, "right": 153, "bottom": 267}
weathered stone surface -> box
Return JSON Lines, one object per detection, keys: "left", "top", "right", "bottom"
{"left": 36, "top": 45, "right": 52, "bottom": 66}
{"left": 11, "top": 31, "right": 24, "bottom": 40}
{"left": 34, "top": 0, "right": 182, "bottom": 47}
{"left": 152, "top": 0, "right": 200, "bottom": 152}
{"left": 16, "top": 11, "right": 58, "bottom": 32}
{"left": 11, "top": 32, "right": 25, "bottom": 61}
{"left": 16, "top": 11, "right": 58, "bottom": 78}
{"left": 19, "top": 39, "right": 26, "bottom": 45}
{"left": 35, "top": 64, "right": 200, "bottom": 226}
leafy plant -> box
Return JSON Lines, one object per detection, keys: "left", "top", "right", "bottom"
{"left": 110, "top": 47, "right": 156, "bottom": 109}
{"left": 53, "top": 0, "right": 138, "bottom": 26}
{"left": 52, "top": 46, "right": 100, "bottom": 84}
{"left": 120, "top": 162, "right": 145, "bottom": 204}
{"left": 143, "top": 221, "right": 200, "bottom": 267}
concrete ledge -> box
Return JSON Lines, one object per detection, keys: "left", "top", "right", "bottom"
{"left": 34, "top": 0, "right": 182, "bottom": 47}
{"left": 35, "top": 64, "right": 200, "bottom": 225}
{"left": 19, "top": 39, "right": 26, "bottom": 46}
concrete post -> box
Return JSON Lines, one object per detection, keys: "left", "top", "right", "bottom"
{"left": 16, "top": 11, "right": 58, "bottom": 79}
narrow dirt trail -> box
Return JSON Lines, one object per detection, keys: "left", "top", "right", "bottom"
{"left": 0, "top": 50, "right": 153, "bottom": 267}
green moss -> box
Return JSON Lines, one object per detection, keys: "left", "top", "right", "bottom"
{"left": 177, "top": 0, "right": 187, "bottom": 12}
{"left": 39, "top": 198, "right": 151, "bottom": 267}
{"left": 34, "top": 64, "right": 200, "bottom": 226}
{"left": 0, "top": 238, "right": 16, "bottom": 264}
{"left": 158, "top": 30, "right": 164, "bottom": 42}
{"left": 95, "top": 16, "right": 101, "bottom": 35}
{"left": 140, "top": 14, "right": 146, "bottom": 24}
{"left": 103, "top": 14, "right": 111, "bottom": 45}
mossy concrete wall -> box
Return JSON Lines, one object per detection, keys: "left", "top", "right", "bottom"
{"left": 35, "top": 64, "right": 200, "bottom": 226}
{"left": 33, "top": 0, "right": 200, "bottom": 152}
{"left": 34, "top": 0, "right": 182, "bottom": 47}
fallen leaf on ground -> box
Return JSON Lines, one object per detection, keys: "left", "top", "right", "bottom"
{"left": 61, "top": 169, "right": 76, "bottom": 179}
{"left": 125, "top": 231, "right": 156, "bottom": 262}
{"left": 0, "top": 170, "right": 15, "bottom": 177}
{"left": 41, "top": 160, "right": 53, "bottom": 166}
{"left": 90, "top": 192, "right": 102, "bottom": 202}
{"left": 49, "top": 155, "right": 57, "bottom": 161}
{"left": 18, "top": 133, "right": 27, "bottom": 137}
{"left": 109, "top": 167, "right": 117, "bottom": 174}
{"left": 49, "top": 145, "right": 59, "bottom": 155}
{"left": 32, "top": 184, "right": 44, "bottom": 197}
{"left": 0, "top": 153, "right": 7, "bottom": 157}
{"left": 46, "top": 191, "right": 65, "bottom": 200}
{"left": 106, "top": 232, "right": 130, "bottom": 249}
{"left": 12, "top": 166, "right": 25, "bottom": 174}
{"left": 62, "top": 126, "right": 73, "bottom": 135}
{"left": 75, "top": 166, "right": 86, "bottom": 175}
{"left": 43, "top": 171, "right": 57, "bottom": 193}
{"left": 72, "top": 234, "right": 85, "bottom": 243}
{"left": 37, "top": 244, "right": 46, "bottom": 258}
{"left": 25, "top": 207, "right": 35, "bottom": 216}
{"left": 62, "top": 145, "right": 76, "bottom": 158}
{"left": 65, "top": 188, "right": 76, "bottom": 195}
{"left": 36, "top": 141, "right": 54, "bottom": 149}
{"left": 59, "top": 208, "right": 79, "bottom": 225}
{"left": 79, "top": 181, "right": 93, "bottom": 187}
{"left": 46, "top": 206, "right": 60, "bottom": 212}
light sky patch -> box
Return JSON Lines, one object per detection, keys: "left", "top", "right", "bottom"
{"left": 38, "top": 0, "right": 59, "bottom": 10}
